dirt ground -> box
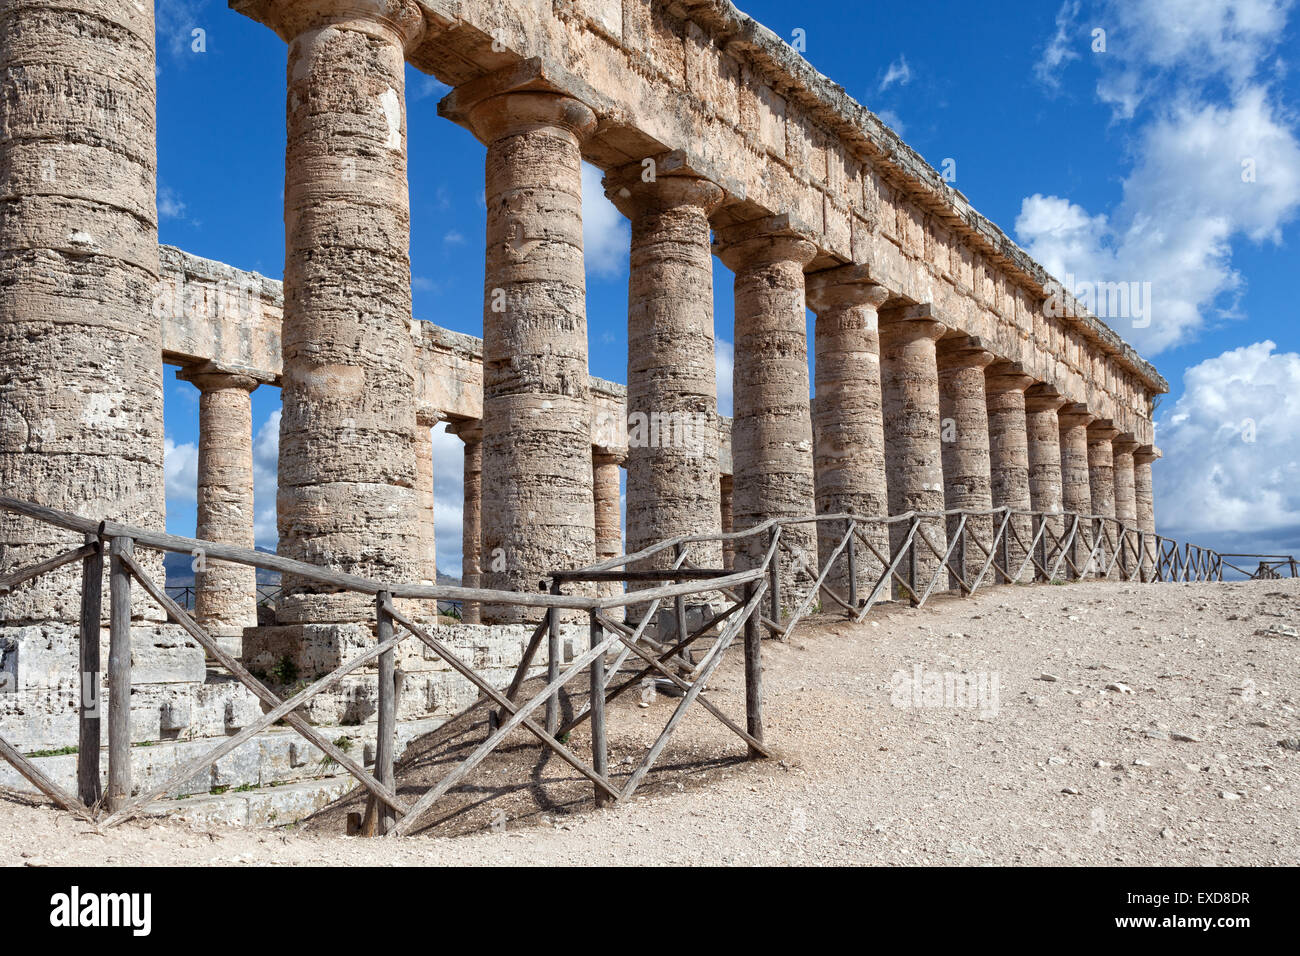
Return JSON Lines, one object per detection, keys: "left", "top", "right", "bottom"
{"left": 3, "top": 577, "right": 1298, "bottom": 866}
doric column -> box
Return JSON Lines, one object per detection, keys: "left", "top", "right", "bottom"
{"left": 985, "top": 361, "right": 1035, "bottom": 582}
{"left": 1025, "top": 384, "right": 1067, "bottom": 579}
{"left": 936, "top": 335, "right": 995, "bottom": 587}
{"left": 606, "top": 162, "right": 723, "bottom": 572}
{"left": 447, "top": 419, "right": 482, "bottom": 624}
{"left": 878, "top": 305, "right": 947, "bottom": 596}
{"left": 450, "top": 86, "right": 597, "bottom": 622}
{"left": 1134, "top": 445, "right": 1160, "bottom": 579}
{"left": 1058, "top": 404, "right": 1095, "bottom": 575}
{"left": 1112, "top": 434, "right": 1140, "bottom": 529}
{"left": 593, "top": 450, "right": 625, "bottom": 601}
{"left": 714, "top": 220, "right": 818, "bottom": 597}
{"left": 0, "top": 0, "right": 164, "bottom": 623}
{"left": 414, "top": 411, "right": 438, "bottom": 587}
{"left": 1087, "top": 420, "right": 1120, "bottom": 576}
{"left": 807, "top": 265, "right": 890, "bottom": 602}
{"left": 253, "top": 0, "right": 428, "bottom": 623}
{"left": 177, "top": 365, "right": 261, "bottom": 639}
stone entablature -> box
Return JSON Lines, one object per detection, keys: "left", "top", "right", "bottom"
{"left": 332, "top": 0, "right": 1168, "bottom": 444}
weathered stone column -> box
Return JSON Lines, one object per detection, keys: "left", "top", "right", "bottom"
{"left": 449, "top": 86, "right": 597, "bottom": 622}
{"left": 0, "top": 0, "right": 164, "bottom": 623}
{"left": 715, "top": 221, "right": 818, "bottom": 600}
{"left": 1112, "top": 433, "right": 1140, "bottom": 577}
{"left": 253, "top": 0, "right": 428, "bottom": 623}
{"left": 593, "top": 450, "right": 625, "bottom": 601}
{"left": 414, "top": 411, "right": 438, "bottom": 587}
{"left": 985, "top": 361, "right": 1034, "bottom": 582}
{"left": 1087, "top": 420, "right": 1119, "bottom": 576}
{"left": 807, "top": 266, "right": 890, "bottom": 602}
{"left": 1025, "top": 384, "right": 1066, "bottom": 579}
{"left": 720, "top": 474, "right": 734, "bottom": 570}
{"left": 1058, "top": 404, "right": 1095, "bottom": 575}
{"left": 937, "top": 336, "right": 995, "bottom": 588}
{"left": 447, "top": 419, "right": 482, "bottom": 624}
{"left": 177, "top": 366, "right": 261, "bottom": 639}
{"left": 1134, "top": 445, "right": 1160, "bottom": 579}
{"left": 606, "top": 163, "right": 723, "bottom": 572}
{"left": 878, "top": 305, "right": 947, "bottom": 597}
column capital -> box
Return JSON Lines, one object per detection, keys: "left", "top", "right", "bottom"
{"left": 1113, "top": 433, "right": 1141, "bottom": 456}
{"left": 1087, "top": 419, "right": 1120, "bottom": 443}
{"left": 440, "top": 62, "right": 598, "bottom": 146}
{"left": 593, "top": 447, "right": 627, "bottom": 467}
{"left": 176, "top": 362, "right": 267, "bottom": 394}
{"left": 1057, "top": 403, "right": 1095, "bottom": 429}
{"left": 936, "top": 334, "right": 995, "bottom": 371}
{"left": 1024, "top": 383, "right": 1067, "bottom": 413}
{"left": 446, "top": 418, "right": 483, "bottom": 444}
{"left": 604, "top": 153, "right": 724, "bottom": 219}
{"left": 984, "top": 360, "right": 1034, "bottom": 393}
{"left": 1134, "top": 444, "right": 1162, "bottom": 464}
{"left": 804, "top": 264, "right": 890, "bottom": 314}
{"left": 415, "top": 408, "right": 441, "bottom": 429}
{"left": 235, "top": 0, "right": 428, "bottom": 48}
{"left": 713, "top": 215, "right": 818, "bottom": 270}
{"left": 878, "top": 303, "right": 945, "bottom": 343}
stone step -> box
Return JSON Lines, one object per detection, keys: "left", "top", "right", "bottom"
{"left": 149, "top": 774, "right": 355, "bottom": 828}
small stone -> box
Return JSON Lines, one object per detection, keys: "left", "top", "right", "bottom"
{"left": 1106, "top": 682, "right": 1133, "bottom": 694}
{"left": 1037, "top": 673, "right": 1059, "bottom": 682}
{"left": 1160, "top": 828, "right": 1173, "bottom": 839}
{"left": 1278, "top": 738, "right": 1300, "bottom": 752}
{"left": 1095, "top": 759, "right": 1113, "bottom": 768}
{"left": 1220, "top": 791, "right": 1241, "bottom": 801}
{"left": 1061, "top": 786, "right": 1081, "bottom": 795}
{"left": 1171, "top": 731, "right": 1202, "bottom": 743}
{"left": 1133, "top": 758, "right": 1151, "bottom": 767}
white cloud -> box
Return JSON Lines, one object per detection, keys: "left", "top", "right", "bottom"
{"left": 878, "top": 55, "right": 912, "bottom": 92}
{"left": 581, "top": 162, "right": 629, "bottom": 279}
{"left": 158, "top": 184, "right": 187, "bottom": 221}
{"left": 430, "top": 422, "right": 466, "bottom": 579}
{"left": 1155, "top": 341, "right": 1300, "bottom": 554}
{"left": 715, "top": 338, "right": 734, "bottom": 417}
{"left": 1035, "top": 1, "right": 1083, "bottom": 90}
{"left": 1017, "top": 88, "right": 1300, "bottom": 354}
{"left": 252, "top": 410, "right": 280, "bottom": 549}
{"left": 875, "top": 109, "right": 907, "bottom": 136}
{"left": 163, "top": 437, "right": 198, "bottom": 504}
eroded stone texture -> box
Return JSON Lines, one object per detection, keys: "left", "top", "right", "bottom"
{"left": 178, "top": 367, "right": 261, "bottom": 637}
{"left": 414, "top": 411, "right": 437, "bottom": 585}
{"left": 937, "top": 335, "right": 995, "bottom": 586}
{"left": 593, "top": 451, "right": 624, "bottom": 601}
{"left": 1134, "top": 444, "right": 1160, "bottom": 577}
{"left": 808, "top": 267, "right": 890, "bottom": 599}
{"left": 720, "top": 474, "right": 734, "bottom": 570}
{"left": 464, "top": 90, "right": 597, "bottom": 622}
{"left": 1087, "top": 420, "right": 1120, "bottom": 576}
{"left": 0, "top": 0, "right": 164, "bottom": 623}
{"left": 1112, "top": 434, "right": 1140, "bottom": 528}
{"left": 1025, "top": 384, "right": 1067, "bottom": 575}
{"left": 607, "top": 165, "right": 722, "bottom": 574}
{"left": 715, "top": 225, "right": 817, "bottom": 597}
{"left": 447, "top": 419, "right": 482, "bottom": 623}
{"left": 879, "top": 308, "right": 947, "bottom": 594}
{"left": 985, "top": 362, "right": 1035, "bottom": 581}
{"left": 268, "top": 0, "right": 426, "bottom": 623}
{"left": 1058, "top": 404, "right": 1094, "bottom": 572}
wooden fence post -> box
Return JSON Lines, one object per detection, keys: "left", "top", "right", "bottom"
{"left": 846, "top": 518, "right": 859, "bottom": 610}
{"left": 767, "top": 525, "right": 781, "bottom": 627}
{"left": 546, "top": 582, "right": 561, "bottom": 735}
{"left": 743, "top": 579, "right": 763, "bottom": 758}
{"left": 588, "top": 611, "right": 607, "bottom": 807}
{"left": 374, "top": 592, "right": 397, "bottom": 835}
{"left": 107, "top": 535, "right": 133, "bottom": 811}
{"left": 77, "top": 533, "right": 104, "bottom": 809}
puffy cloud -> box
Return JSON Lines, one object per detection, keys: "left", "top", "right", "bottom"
{"left": 431, "top": 422, "right": 466, "bottom": 579}
{"left": 252, "top": 410, "right": 279, "bottom": 549}
{"left": 715, "top": 337, "right": 734, "bottom": 417}
{"left": 163, "top": 437, "right": 198, "bottom": 504}
{"left": 1017, "top": 88, "right": 1300, "bottom": 355}
{"left": 581, "top": 162, "right": 630, "bottom": 280}
{"left": 1034, "top": 1, "right": 1083, "bottom": 90}
{"left": 1155, "top": 341, "right": 1300, "bottom": 555}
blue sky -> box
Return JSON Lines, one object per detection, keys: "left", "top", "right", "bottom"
{"left": 157, "top": 0, "right": 1300, "bottom": 575}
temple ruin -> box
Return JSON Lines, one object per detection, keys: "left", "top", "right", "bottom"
{"left": 0, "top": 0, "right": 1167, "bottom": 824}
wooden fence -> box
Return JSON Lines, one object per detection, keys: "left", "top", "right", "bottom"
{"left": 0, "top": 493, "right": 1291, "bottom": 836}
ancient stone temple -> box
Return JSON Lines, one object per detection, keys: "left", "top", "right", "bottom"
{"left": 0, "top": 0, "right": 1165, "bottom": 821}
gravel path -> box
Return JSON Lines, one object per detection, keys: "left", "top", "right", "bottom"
{"left": 3, "top": 577, "right": 1297, "bottom": 866}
